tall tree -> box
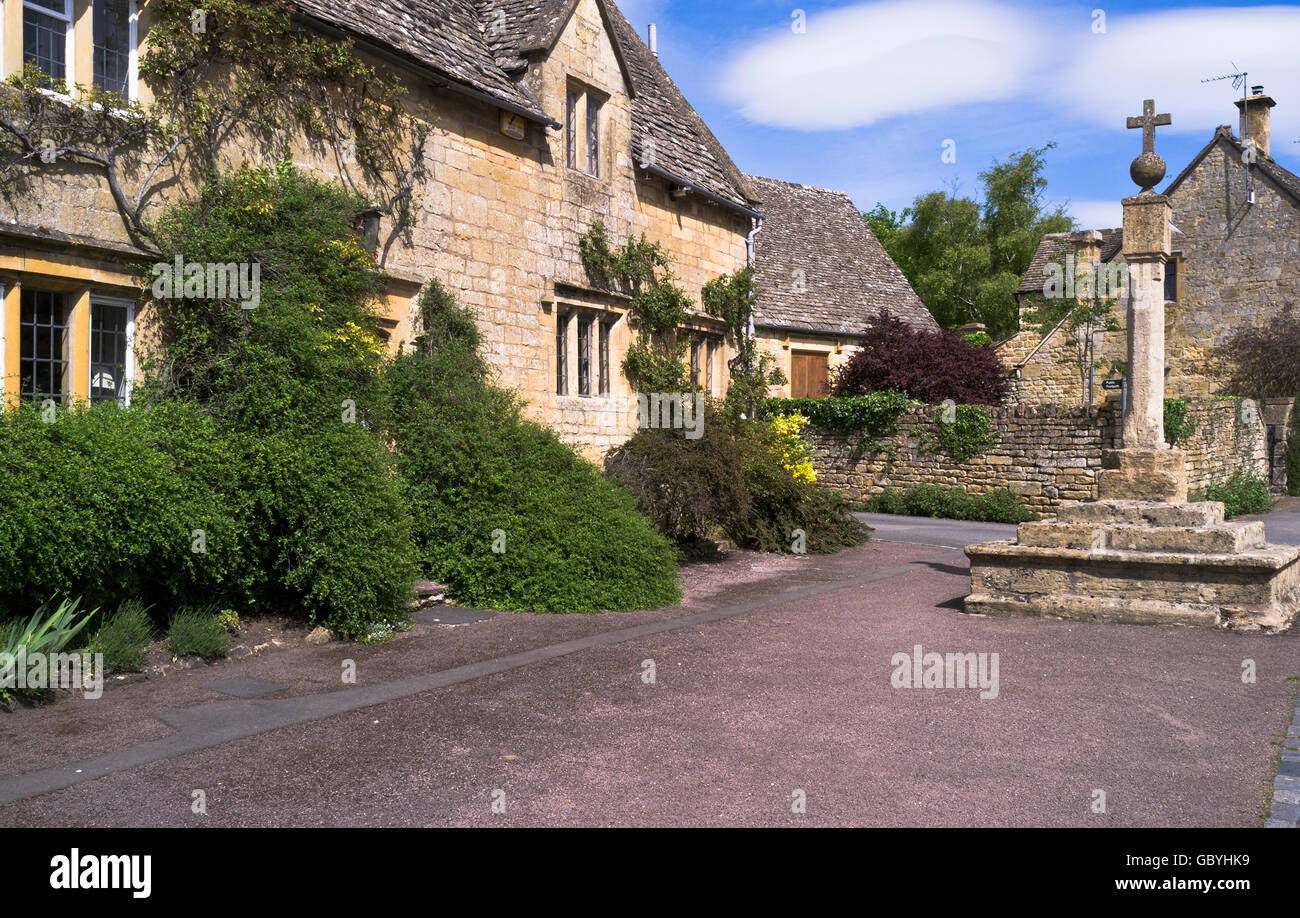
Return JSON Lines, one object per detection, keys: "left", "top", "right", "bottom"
{"left": 875, "top": 144, "right": 1073, "bottom": 339}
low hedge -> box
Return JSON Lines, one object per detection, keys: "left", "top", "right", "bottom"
{"left": 861, "top": 485, "right": 1037, "bottom": 524}
{"left": 766, "top": 390, "right": 912, "bottom": 440}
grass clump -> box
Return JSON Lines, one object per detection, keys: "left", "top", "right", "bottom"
{"left": 168, "top": 607, "right": 230, "bottom": 660}
{"left": 93, "top": 600, "right": 155, "bottom": 674}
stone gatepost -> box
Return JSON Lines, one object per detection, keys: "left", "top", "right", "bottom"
{"left": 961, "top": 100, "right": 1300, "bottom": 632}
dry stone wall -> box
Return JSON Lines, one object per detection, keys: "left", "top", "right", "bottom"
{"left": 808, "top": 398, "right": 1268, "bottom": 515}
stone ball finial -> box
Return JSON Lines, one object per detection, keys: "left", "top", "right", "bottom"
{"left": 1130, "top": 151, "right": 1166, "bottom": 192}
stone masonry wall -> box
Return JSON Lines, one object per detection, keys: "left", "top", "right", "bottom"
{"left": 0, "top": 0, "right": 752, "bottom": 459}
{"left": 808, "top": 397, "right": 1267, "bottom": 515}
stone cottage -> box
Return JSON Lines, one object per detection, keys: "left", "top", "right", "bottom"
{"left": 1002, "top": 87, "right": 1300, "bottom": 407}
{"left": 0, "top": 0, "right": 760, "bottom": 454}
{"left": 746, "top": 175, "right": 936, "bottom": 398}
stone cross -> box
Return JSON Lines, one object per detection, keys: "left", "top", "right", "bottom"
{"left": 1126, "top": 99, "right": 1171, "bottom": 154}
{"left": 1098, "top": 99, "right": 1187, "bottom": 502}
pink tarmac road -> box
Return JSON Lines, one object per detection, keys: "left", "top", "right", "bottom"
{"left": 1, "top": 539, "right": 1297, "bottom": 827}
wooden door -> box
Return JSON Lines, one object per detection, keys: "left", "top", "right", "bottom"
{"left": 790, "top": 351, "right": 830, "bottom": 398}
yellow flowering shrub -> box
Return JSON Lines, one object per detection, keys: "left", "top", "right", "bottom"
{"left": 769, "top": 412, "right": 817, "bottom": 483}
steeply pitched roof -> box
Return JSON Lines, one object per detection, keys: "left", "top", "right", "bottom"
{"left": 746, "top": 175, "right": 936, "bottom": 336}
{"left": 1017, "top": 228, "right": 1123, "bottom": 295}
{"left": 1163, "top": 125, "right": 1300, "bottom": 206}
{"left": 297, "top": 0, "right": 755, "bottom": 210}
{"left": 477, "top": 0, "right": 755, "bottom": 209}
{"left": 293, "top": 0, "right": 548, "bottom": 120}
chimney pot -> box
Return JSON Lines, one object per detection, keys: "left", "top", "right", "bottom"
{"left": 1236, "top": 89, "right": 1278, "bottom": 157}
{"left": 648, "top": 23, "right": 658, "bottom": 58}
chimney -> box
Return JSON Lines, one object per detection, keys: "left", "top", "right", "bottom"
{"left": 648, "top": 23, "right": 658, "bottom": 58}
{"left": 1235, "top": 85, "right": 1277, "bottom": 157}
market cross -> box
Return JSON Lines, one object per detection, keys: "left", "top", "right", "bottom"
{"left": 1126, "top": 99, "right": 1172, "bottom": 154}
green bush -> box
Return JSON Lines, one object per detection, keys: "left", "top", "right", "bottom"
{"left": 93, "top": 600, "right": 155, "bottom": 674}
{"left": 607, "top": 400, "right": 869, "bottom": 553}
{"left": 1164, "top": 398, "right": 1197, "bottom": 448}
{"left": 168, "top": 607, "right": 230, "bottom": 659}
{"left": 934, "top": 404, "right": 999, "bottom": 462}
{"left": 383, "top": 282, "right": 680, "bottom": 614}
{"left": 767, "top": 391, "right": 912, "bottom": 437}
{"left": 863, "top": 485, "right": 1036, "bottom": 524}
{"left": 1194, "top": 468, "right": 1272, "bottom": 519}
{"left": 0, "top": 401, "right": 243, "bottom": 613}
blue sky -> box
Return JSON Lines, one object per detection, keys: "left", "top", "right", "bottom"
{"left": 615, "top": 0, "right": 1300, "bottom": 229}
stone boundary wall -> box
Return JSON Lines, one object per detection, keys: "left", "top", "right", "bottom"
{"left": 807, "top": 398, "right": 1268, "bottom": 515}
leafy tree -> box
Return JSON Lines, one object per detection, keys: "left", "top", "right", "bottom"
{"left": 831, "top": 309, "right": 1010, "bottom": 406}
{"left": 862, "top": 202, "right": 902, "bottom": 249}
{"left": 881, "top": 145, "right": 1073, "bottom": 338}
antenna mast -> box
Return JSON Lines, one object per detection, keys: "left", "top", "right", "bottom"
{"left": 1201, "top": 63, "right": 1254, "bottom": 202}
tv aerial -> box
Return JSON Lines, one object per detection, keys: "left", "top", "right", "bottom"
{"left": 1202, "top": 63, "right": 1256, "bottom": 202}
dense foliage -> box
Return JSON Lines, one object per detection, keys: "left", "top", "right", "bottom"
{"left": 1193, "top": 469, "right": 1272, "bottom": 520}
{"left": 831, "top": 310, "right": 1010, "bottom": 406}
{"left": 767, "top": 391, "right": 912, "bottom": 444}
{"left": 1163, "top": 398, "right": 1197, "bottom": 448}
{"left": 862, "top": 485, "right": 1037, "bottom": 524}
{"left": 865, "top": 145, "right": 1073, "bottom": 338}
{"left": 934, "top": 404, "right": 1000, "bottom": 462}
{"left": 606, "top": 401, "right": 869, "bottom": 553}
{"left": 382, "top": 282, "right": 681, "bottom": 614}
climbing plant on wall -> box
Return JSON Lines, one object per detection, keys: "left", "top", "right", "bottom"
{"left": 0, "top": 0, "right": 430, "bottom": 259}
{"left": 579, "top": 221, "right": 692, "bottom": 393}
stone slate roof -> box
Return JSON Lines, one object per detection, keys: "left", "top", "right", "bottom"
{"left": 295, "top": 0, "right": 755, "bottom": 210}
{"left": 292, "top": 0, "right": 547, "bottom": 119}
{"left": 746, "top": 175, "right": 937, "bottom": 336}
{"left": 1017, "top": 228, "right": 1123, "bottom": 295}
{"left": 1164, "top": 125, "right": 1300, "bottom": 206}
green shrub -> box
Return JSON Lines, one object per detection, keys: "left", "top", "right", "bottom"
{"left": 766, "top": 391, "right": 912, "bottom": 446}
{"left": 863, "top": 485, "right": 1035, "bottom": 523}
{"left": 863, "top": 488, "right": 907, "bottom": 515}
{"left": 0, "top": 401, "right": 243, "bottom": 613}
{"left": 608, "top": 400, "right": 869, "bottom": 554}
{"left": 934, "top": 404, "right": 999, "bottom": 462}
{"left": 168, "top": 607, "right": 230, "bottom": 659}
{"left": 217, "top": 608, "right": 239, "bottom": 635}
{"left": 93, "top": 600, "right": 155, "bottom": 674}
{"left": 383, "top": 282, "right": 680, "bottom": 614}
{"left": 1164, "top": 398, "right": 1197, "bottom": 448}
{"left": 1194, "top": 468, "right": 1272, "bottom": 519}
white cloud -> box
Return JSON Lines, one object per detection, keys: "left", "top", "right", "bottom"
{"left": 1057, "top": 6, "right": 1300, "bottom": 145}
{"left": 719, "top": 1, "right": 1051, "bottom": 131}
{"left": 719, "top": 1, "right": 1300, "bottom": 152}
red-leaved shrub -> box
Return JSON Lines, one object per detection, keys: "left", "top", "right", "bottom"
{"left": 831, "top": 310, "right": 1010, "bottom": 406}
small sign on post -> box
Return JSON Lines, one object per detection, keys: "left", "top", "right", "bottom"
{"left": 1102, "top": 378, "right": 1127, "bottom": 415}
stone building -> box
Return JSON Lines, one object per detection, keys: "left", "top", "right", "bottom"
{"left": 0, "top": 0, "right": 761, "bottom": 455}
{"left": 1002, "top": 88, "right": 1300, "bottom": 408}
{"left": 746, "top": 175, "right": 936, "bottom": 398}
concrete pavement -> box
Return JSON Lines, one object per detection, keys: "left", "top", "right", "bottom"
{"left": 1, "top": 538, "right": 1296, "bottom": 827}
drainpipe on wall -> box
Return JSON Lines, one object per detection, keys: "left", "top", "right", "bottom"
{"left": 745, "top": 216, "right": 763, "bottom": 373}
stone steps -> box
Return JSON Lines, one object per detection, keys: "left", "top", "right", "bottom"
{"left": 1016, "top": 519, "right": 1266, "bottom": 553}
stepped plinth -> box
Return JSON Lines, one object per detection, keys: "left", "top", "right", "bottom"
{"left": 965, "top": 500, "right": 1300, "bottom": 631}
